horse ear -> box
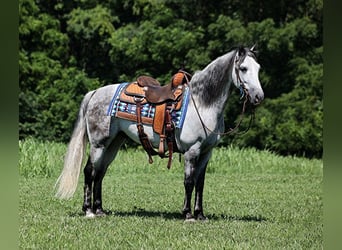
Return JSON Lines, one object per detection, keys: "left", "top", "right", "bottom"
{"left": 250, "top": 44, "right": 259, "bottom": 58}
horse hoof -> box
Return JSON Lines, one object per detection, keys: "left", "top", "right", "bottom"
{"left": 85, "top": 210, "right": 96, "bottom": 218}
{"left": 184, "top": 217, "right": 197, "bottom": 223}
{"left": 196, "top": 214, "right": 208, "bottom": 222}
{"left": 95, "top": 209, "right": 107, "bottom": 217}
{"left": 184, "top": 212, "right": 196, "bottom": 222}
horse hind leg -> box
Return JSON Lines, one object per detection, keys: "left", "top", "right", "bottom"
{"left": 84, "top": 133, "right": 126, "bottom": 217}
{"left": 82, "top": 146, "right": 107, "bottom": 218}
{"left": 83, "top": 158, "right": 94, "bottom": 217}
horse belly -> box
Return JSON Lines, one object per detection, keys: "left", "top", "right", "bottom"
{"left": 117, "top": 119, "right": 161, "bottom": 148}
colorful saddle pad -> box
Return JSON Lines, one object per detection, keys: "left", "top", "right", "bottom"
{"left": 107, "top": 82, "right": 190, "bottom": 129}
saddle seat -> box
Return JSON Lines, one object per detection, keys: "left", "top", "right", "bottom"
{"left": 136, "top": 75, "right": 160, "bottom": 87}
{"left": 136, "top": 75, "right": 181, "bottom": 104}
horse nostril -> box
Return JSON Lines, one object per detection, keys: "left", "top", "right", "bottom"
{"left": 255, "top": 93, "right": 264, "bottom": 104}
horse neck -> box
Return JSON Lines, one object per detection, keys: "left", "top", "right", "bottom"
{"left": 189, "top": 51, "right": 236, "bottom": 115}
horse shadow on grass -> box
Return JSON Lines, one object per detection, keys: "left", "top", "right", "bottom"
{"left": 69, "top": 207, "right": 268, "bottom": 222}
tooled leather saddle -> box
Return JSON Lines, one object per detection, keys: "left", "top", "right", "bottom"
{"left": 116, "top": 71, "right": 191, "bottom": 169}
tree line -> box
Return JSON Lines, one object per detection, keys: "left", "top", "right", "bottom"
{"left": 19, "top": 0, "right": 323, "bottom": 158}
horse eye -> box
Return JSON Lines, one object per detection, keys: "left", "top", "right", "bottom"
{"left": 240, "top": 67, "right": 247, "bottom": 73}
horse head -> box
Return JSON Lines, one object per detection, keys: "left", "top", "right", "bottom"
{"left": 232, "top": 45, "right": 264, "bottom": 105}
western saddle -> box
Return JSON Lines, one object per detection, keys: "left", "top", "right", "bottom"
{"left": 116, "top": 70, "right": 191, "bottom": 169}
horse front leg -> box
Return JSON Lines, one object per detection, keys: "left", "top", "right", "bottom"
{"left": 194, "top": 165, "right": 209, "bottom": 220}
{"left": 182, "top": 145, "right": 200, "bottom": 221}
{"left": 194, "top": 151, "right": 212, "bottom": 220}
{"left": 194, "top": 168, "right": 207, "bottom": 220}
{"left": 183, "top": 160, "right": 195, "bottom": 220}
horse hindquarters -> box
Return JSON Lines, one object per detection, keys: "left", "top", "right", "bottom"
{"left": 80, "top": 86, "right": 127, "bottom": 216}
{"left": 55, "top": 84, "right": 125, "bottom": 217}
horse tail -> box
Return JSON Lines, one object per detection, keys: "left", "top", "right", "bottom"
{"left": 55, "top": 90, "right": 95, "bottom": 199}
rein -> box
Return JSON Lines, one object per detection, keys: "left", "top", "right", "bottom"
{"left": 190, "top": 89, "right": 255, "bottom": 137}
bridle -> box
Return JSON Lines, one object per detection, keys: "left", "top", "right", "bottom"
{"left": 190, "top": 52, "right": 256, "bottom": 137}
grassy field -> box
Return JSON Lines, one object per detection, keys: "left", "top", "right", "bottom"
{"left": 19, "top": 138, "right": 323, "bottom": 249}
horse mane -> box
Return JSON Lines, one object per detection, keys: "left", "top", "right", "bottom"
{"left": 190, "top": 46, "right": 256, "bottom": 107}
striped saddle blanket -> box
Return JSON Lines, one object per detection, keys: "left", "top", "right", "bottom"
{"left": 107, "top": 82, "right": 190, "bottom": 129}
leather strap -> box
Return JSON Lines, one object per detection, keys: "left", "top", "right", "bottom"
{"left": 135, "top": 99, "right": 158, "bottom": 163}
{"left": 165, "top": 104, "right": 174, "bottom": 169}
{"left": 134, "top": 98, "right": 177, "bottom": 169}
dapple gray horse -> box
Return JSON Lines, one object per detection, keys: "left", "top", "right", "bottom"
{"left": 55, "top": 46, "right": 264, "bottom": 220}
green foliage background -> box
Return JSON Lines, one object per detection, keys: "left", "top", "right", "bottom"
{"left": 19, "top": 0, "right": 323, "bottom": 157}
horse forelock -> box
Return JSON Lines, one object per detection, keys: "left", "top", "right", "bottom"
{"left": 235, "top": 46, "right": 258, "bottom": 67}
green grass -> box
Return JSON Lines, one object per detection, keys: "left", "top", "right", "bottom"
{"left": 19, "top": 138, "right": 323, "bottom": 249}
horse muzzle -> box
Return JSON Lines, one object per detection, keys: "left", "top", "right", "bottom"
{"left": 249, "top": 89, "right": 264, "bottom": 106}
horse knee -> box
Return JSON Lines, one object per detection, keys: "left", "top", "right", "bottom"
{"left": 184, "top": 177, "right": 193, "bottom": 186}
